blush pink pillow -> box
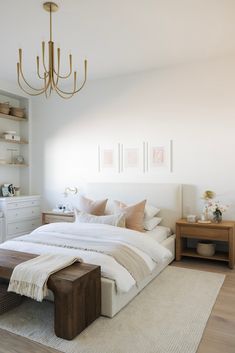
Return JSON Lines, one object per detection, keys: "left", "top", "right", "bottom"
{"left": 114, "top": 200, "right": 146, "bottom": 232}
{"left": 77, "top": 196, "right": 108, "bottom": 216}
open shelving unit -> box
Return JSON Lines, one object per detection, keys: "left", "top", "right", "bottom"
{"left": 0, "top": 88, "right": 30, "bottom": 195}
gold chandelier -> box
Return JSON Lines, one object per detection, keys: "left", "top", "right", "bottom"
{"left": 17, "top": 2, "right": 87, "bottom": 99}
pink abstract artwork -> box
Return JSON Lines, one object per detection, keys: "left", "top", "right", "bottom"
{"left": 151, "top": 146, "right": 165, "bottom": 166}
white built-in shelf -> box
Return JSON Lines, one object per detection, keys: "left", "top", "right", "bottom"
{"left": 0, "top": 137, "right": 28, "bottom": 145}
{"left": 0, "top": 88, "right": 30, "bottom": 196}
{"left": 0, "top": 162, "right": 28, "bottom": 168}
{"left": 0, "top": 112, "right": 27, "bottom": 122}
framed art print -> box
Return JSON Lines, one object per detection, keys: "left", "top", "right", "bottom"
{"left": 98, "top": 144, "right": 119, "bottom": 173}
{"left": 146, "top": 140, "right": 172, "bottom": 172}
{"left": 119, "top": 143, "right": 145, "bottom": 173}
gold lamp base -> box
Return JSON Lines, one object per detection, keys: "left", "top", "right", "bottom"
{"left": 43, "top": 2, "right": 59, "bottom": 12}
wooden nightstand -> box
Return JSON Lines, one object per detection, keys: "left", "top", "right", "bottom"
{"left": 176, "top": 219, "right": 235, "bottom": 269}
{"left": 42, "top": 211, "right": 75, "bottom": 224}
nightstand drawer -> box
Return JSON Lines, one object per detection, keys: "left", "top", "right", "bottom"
{"left": 44, "top": 214, "right": 74, "bottom": 224}
{"left": 180, "top": 226, "right": 228, "bottom": 241}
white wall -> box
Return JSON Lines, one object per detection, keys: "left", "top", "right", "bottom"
{"left": 31, "top": 56, "right": 235, "bottom": 219}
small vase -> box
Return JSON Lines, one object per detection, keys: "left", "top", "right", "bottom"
{"left": 213, "top": 211, "right": 222, "bottom": 223}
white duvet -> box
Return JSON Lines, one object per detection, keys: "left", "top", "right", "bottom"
{"left": 0, "top": 222, "right": 172, "bottom": 293}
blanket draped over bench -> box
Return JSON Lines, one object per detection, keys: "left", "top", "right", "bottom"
{"left": 13, "top": 232, "right": 151, "bottom": 286}
{"left": 8, "top": 254, "right": 79, "bottom": 301}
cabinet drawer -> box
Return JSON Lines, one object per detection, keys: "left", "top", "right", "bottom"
{"left": 7, "top": 218, "right": 41, "bottom": 237}
{"left": 180, "top": 226, "right": 228, "bottom": 241}
{"left": 7, "top": 199, "right": 40, "bottom": 210}
{"left": 8, "top": 207, "right": 41, "bottom": 221}
{"left": 44, "top": 214, "right": 74, "bottom": 224}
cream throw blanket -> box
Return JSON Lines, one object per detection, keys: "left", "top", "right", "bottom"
{"left": 8, "top": 254, "right": 79, "bottom": 302}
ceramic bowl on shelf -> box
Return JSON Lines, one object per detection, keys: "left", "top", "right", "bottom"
{"left": 0, "top": 102, "right": 10, "bottom": 115}
{"left": 196, "top": 242, "right": 216, "bottom": 257}
{"left": 10, "top": 107, "right": 25, "bottom": 118}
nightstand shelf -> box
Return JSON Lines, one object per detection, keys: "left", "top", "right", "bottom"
{"left": 176, "top": 219, "right": 235, "bottom": 268}
{"left": 181, "top": 249, "right": 229, "bottom": 262}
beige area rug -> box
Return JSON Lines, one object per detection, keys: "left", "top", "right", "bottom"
{"left": 0, "top": 266, "right": 225, "bottom": 353}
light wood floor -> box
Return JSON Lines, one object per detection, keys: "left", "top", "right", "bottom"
{"left": 0, "top": 258, "right": 234, "bottom": 353}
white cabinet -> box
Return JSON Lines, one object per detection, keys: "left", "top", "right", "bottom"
{"left": 0, "top": 195, "right": 41, "bottom": 242}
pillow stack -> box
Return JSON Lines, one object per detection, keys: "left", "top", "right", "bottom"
{"left": 144, "top": 204, "right": 162, "bottom": 231}
{"left": 74, "top": 195, "right": 161, "bottom": 232}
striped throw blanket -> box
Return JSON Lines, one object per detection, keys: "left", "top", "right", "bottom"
{"left": 13, "top": 232, "right": 151, "bottom": 286}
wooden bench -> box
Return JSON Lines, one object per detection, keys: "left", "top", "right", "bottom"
{"left": 0, "top": 249, "right": 101, "bottom": 340}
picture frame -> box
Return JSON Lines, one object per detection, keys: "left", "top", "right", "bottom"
{"left": 98, "top": 144, "right": 119, "bottom": 173}
{"left": 119, "top": 142, "right": 145, "bottom": 173}
{"left": 1, "top": 186, "right": 10, "bottom": 197}
{"left": 146, "top": 140, "right": 172, "bottom": 172}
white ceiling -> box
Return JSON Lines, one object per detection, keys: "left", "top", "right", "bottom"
{"left": 1, "top": 0, "right": 235, "bottom": 85}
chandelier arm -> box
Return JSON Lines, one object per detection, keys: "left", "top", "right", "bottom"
{"left": 44, "top": 74, "right": 48, "bottom": 98}
{"left": 54, "top": 54, "right": 72, "bottom": 79}
{"left": 17, "top": 71, "right": 49, "bottom": 96}
{"left": 18, "top": 51, "right": 47, "bottom": 91}
{"left": 19, "top": 67, "right": 47, "bottom": 91}
{"left": 42, "top": 42, "right": 49, "bottom": 73}
{"left": 53, "top": 85, "right": 75, "bottom": 99}
{"left": 53, "top": 60, "right": 87, "bottom": 95}
{"left": 53, "top": 48, "right": 61, "bottom": 86}
{"left": 37, "top": 56, "right": 48, "bottom": 80}
{"left": 51, "top": 70, "right": 74, "bottom": 98}
{"left": 53, "top": 78, "right": 86, "bottom": 95}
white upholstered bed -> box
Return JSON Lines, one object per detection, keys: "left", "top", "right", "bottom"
{"left": 82, "top": 183, "right": 182, "bottom": 316}
{"left": 0, "top": 183, "right": 182, "bottom": 317}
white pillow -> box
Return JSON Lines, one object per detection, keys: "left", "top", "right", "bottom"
{"left": 146, "top": 226, "right": 172, "bottom": 243}
{"left": 144, "top": 204, "right": 160, "bottom": 220}
{"left": 144, "top": 217, "right": 162, "bottom": 231}
{"left": 74, "top": 210, "right": 126, "bottom": 228}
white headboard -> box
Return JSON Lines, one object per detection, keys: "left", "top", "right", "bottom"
{"left": 79, "top": 183, "right": 182, "bottom": 232}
